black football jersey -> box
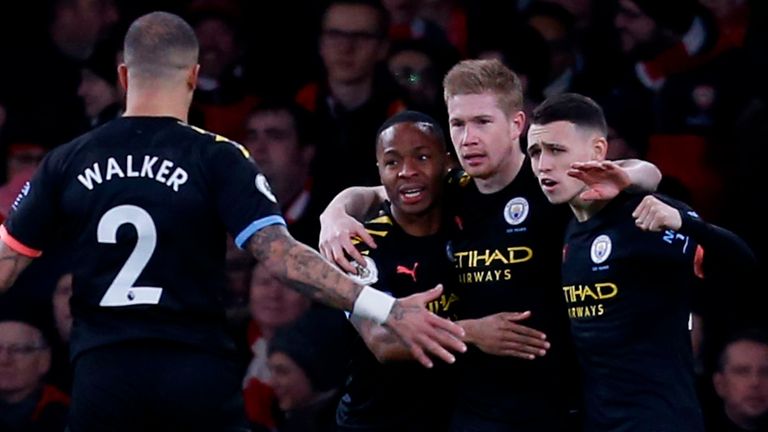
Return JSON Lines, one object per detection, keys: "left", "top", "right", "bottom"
{"left": 337, "top": 202, "right": 457, "bottom": 431}
{"left": 562, "top": 193, "right": 704, "bottom": 432}
{"left": 445, "top": 162, "right": 576, "bottom": 423}
{"left": 3, "top": 117, "right": 285, "bottom": 358}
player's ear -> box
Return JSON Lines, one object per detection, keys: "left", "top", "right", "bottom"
{"left": 593, "top": 136, "right": 608, "bottom": 161}
{"left": 187, "top": 64, "right": 200, "bottom": 91}
{"left": 117, "top": 64, "right": 128, "bottom": 92}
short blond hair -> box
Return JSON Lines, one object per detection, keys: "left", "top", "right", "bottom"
{"left": 443, "top": 59, "right": 523, "bottom": 116}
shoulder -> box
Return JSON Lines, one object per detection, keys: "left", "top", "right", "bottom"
{"left": 177, "top": 122, "right": 250, "bottom": 158}
{"left": 444, "top": 168, "right": 472, "bottom": 207}
{"left": 445, "top": 168, "right": 471, "bottom": 189}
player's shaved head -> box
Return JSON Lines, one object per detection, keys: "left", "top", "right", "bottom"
{"left": 123, "top": 11, "right": 199, "bottom": 80}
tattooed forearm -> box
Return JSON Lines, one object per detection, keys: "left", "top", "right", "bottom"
{"left": 351, "top": 313, "right": 412, "bottom": 362}
{"left": 247, "top": 225, "right": 363, "bottom": 311}
{"left": 0, "top": 243, "right": 33, "bottom": 293}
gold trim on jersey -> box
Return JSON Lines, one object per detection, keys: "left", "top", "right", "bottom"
{"left": 181, "top": 123, "right": 250, "bottom": 159}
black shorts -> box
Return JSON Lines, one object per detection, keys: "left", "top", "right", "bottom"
{"left": 67, "top": 341, "right": 250, "bottom": 432}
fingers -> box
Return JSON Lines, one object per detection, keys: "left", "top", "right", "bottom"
{"left": 499, "top": 314, "right": 549, "bottom": 350}
{"left": 407, "top": 344, "right": 434, "bottom": 368}
{"left": 356, "top": 226, "right": 377, "bottom": 249}
{"left": 405, "top": 325, "right": 459, "bottom": 368}
{"left": 570, "top": 160, "right": 603, "bottom": 171}
{"left": 568, "top": 161, "right": 624, "bottom": 201}
{"left": 501, "top": 329, "right": 550, "bottom": 349}
{"left": 631, "top": 194, "right": 650, "bottom": 218}
{"left": 408, "top": 284, "right": 443, "bottom": 305}
{"left": 498, "top": 344, "right": 548, "bottom": 360}
{"left": 569, "top": 160, "right": 615, "bottom": 176}
{"left": 632, "top": 195, "right": 667, "bottom": 232}
{"left": 318, "top": 216, "right": 378, "bottom": 273}
{"left": 323, "top": 234, "right": 368, "bottom": 274}
{"left": 568, "top": 161, "right": 604, "bottom": 177}
{"left": 340, "top": 239, "right": 366, "bottom": 269}
{"left": 330, "top": 241, "right": 359, "bottom": 273}
{"left": 414, "top": 317, "right": 467, "bottom": 365}
{"left": 427, "top": 312, "right": 466, "bottom": 347}
{"left": 416, "top": 331, "right": 458, "bottom": 366}
{"left": 479, "top": 334, "right": 549, "bottom": 359}
{"left": 501, "top": 310, "right": 531, "bottom": 321}
{"left": 632, "top": 195, "right": 652, "bottom": 230}
{"left": 386, "top": 302, "right": 467, "bottom": 368}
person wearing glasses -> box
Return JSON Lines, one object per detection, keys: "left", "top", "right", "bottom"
{"left": 0, "top": 314, "right": 69, "bottom": 432}
{"left": 0, "top": 11, "right": 464, "bottom": 432}
{"left": 295, "top": 0, "right": 408, "bottom": 205}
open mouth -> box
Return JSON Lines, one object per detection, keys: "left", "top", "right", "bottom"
{"left": 540, "top": 178, "right": 558, "bottom": 192}
{"left": 400, "top": 186, "right": 425, "bottom": 204}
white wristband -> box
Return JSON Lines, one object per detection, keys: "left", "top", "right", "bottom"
{"left": 352, "top": 286, "right": 396, "bottom": 325}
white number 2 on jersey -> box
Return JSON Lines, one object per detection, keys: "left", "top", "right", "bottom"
{"left": 97, "top": 205, "right": 162, "bottom": 306}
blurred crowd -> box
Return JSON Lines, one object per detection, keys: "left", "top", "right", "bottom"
{"left": 1, "top": 0, "right": 767, "bottom": 431}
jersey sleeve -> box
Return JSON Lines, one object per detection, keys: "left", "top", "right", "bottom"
{"left": 2, "top": 151, "right": 65, "bottom": 256}
{"left": 654, "top": 193, "right": 757, "bottom": 276}
{"left": 205, "top": 139, "right": 286, "bottom": 249}
{"left": 677, "top": 205, "right": 758, "bottom": 279}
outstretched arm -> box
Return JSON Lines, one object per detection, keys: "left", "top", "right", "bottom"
{"left": 357, "top": 307, "right": 551, "bottom": 363}
{"left": 631, "top": 195, "right": 757, "bottom": 269}
{"left": 247, "top": 225, "right": 466, "bottom": 368}
{"left": 352, "top": 285, "right": 448, "bottom": 363}
{"left": 0, "top": 240, "right": 33, "bottom": 293}
{"left": 319, "top": 186, "right": 387, "bottom": 273}
{"left": 569, "top": 159, "right": 661, "bottom": 201}
{"left": 457, "top": 311, "right": 550, "bottom": 360}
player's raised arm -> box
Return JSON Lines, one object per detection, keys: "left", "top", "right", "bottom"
{"left": 319, "top": 185, "right": 386, "bottom": 273}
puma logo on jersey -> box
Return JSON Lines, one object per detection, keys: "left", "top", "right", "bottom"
{"left": 396, "top": 262, "right": 419, "bottom": 282}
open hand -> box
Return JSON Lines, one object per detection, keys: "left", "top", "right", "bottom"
{"left": 384, "top": 285, "right": 467, "bottom": 368}
{"left": 569, "top": 160, "right": 630, "bottom": 201}
{"left": 459, "top": 311, "right": 549, "bottom": 359}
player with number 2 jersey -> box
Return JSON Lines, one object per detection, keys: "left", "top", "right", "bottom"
{"left": 2, "top": 116, "right": 284, "bottom": 358}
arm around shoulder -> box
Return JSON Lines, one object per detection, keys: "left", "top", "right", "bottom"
{"left": 319, "top": 186, "right": 387, "bottom": 272}
{"left": 319, "top": 185, "right": 387, "bottom": 223}
{"left": 615, "top": 159, "right": 662, "bottom": 193}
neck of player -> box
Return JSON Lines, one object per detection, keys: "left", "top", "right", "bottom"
{"left": 570, "top": 193, "right": 610, "bottom": 222}
{"left": 123, "top": 87, "right": 191, "bottom": 123}
{"left": 392, "top": 205, "right": 443, "bottom": 237}
{"left": 474, "top": 147, "right": 525, "bottom": 194}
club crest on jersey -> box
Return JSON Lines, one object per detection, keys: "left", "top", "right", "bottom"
{"left": 255, "top": 174, "right": 277, "bottom": 203}
{"left": 504, "top": 197, "right": 529, "bottom": 225}
{"left": 347, "top": 256, "right": 378, "bottom": 285}
{"left": 590, "top": 235, "right": 612, "bottom": 264}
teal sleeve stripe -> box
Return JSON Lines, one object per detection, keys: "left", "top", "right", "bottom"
{"left": 235, "top": 215, "right": 287, "bottom": 250}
